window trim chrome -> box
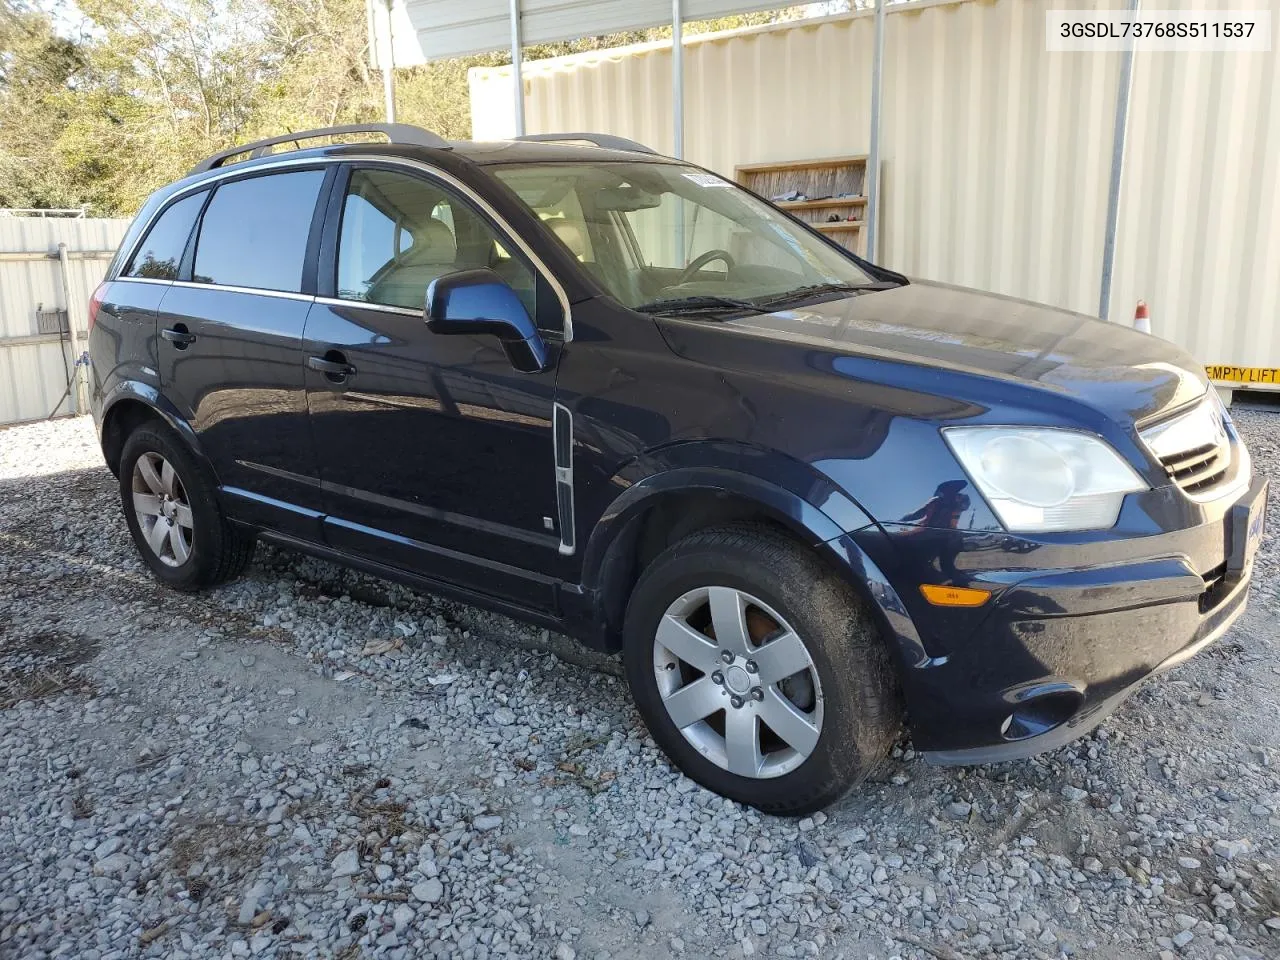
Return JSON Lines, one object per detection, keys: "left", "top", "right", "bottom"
{"left": 313, "top": 295, "right": 421, "bottom": 317}
{"left": 112, "top": 276, "right": 173, "bottom": 288}
{"left": 115, "top": 275, "right": 318, "bottom": 305}
{"left": 115, "top": 154, "right": 573, "bottom": 342}
{"left": 173, "top": 279, "right": 315, "bottom": 302}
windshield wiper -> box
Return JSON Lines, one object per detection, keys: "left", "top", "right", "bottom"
{"left": 634, "top": 295, "right": 765, "bottom": 316}
{"left": 757, "top": 280, "right": 899, "bottom": 307}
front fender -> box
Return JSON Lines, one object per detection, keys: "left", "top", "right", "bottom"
{"left": 581, "top": 466, "right": 843, "bottom": 586}
{"left": 581, "top": 439, "right": 876, "bottom": 588}
{"left": 574, "top": 455, "right": 932, "bottom": 671}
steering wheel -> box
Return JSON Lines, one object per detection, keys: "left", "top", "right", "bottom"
{"left": 677, "top": 249, "right": 736, "bottom": 285}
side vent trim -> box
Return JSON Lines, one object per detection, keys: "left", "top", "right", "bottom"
{"left": 553, "top": 402, "right": 575, "bottom": 556}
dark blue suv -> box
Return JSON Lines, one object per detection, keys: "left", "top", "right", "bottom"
{"left": 88, "top": 125, "right": 1266, "bottom": 814}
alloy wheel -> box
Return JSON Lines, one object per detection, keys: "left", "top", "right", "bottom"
{"left": 652, "top": 586, "right": 823, "bottom": 779}
{"left": 131, "top": 451, "right": 194, "bottom": 567}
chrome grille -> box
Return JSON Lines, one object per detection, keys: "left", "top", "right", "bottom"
{"left": 1140, "top": 394, "right": 1234, "bottom": 497}
{"left": 1159, "top": 441, "right": 1229, "bottom": 493}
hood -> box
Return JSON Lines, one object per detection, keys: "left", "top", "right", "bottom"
{"left": 695, "top": 280, "right": 1208, "bottom": 425}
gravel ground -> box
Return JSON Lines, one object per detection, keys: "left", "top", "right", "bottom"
{"left": 2, "top": 411, "right": 1280, "bottom": 960}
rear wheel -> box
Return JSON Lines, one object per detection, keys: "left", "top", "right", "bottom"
{"left": 623, "top": 523, "right": 900, "bottom": 815}
{"left": 119, "top": 423, "right": 255, "bottom": 591}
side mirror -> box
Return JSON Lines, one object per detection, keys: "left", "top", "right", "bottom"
{"left": 425, "top": 268, "right": 550, "bottom": 373}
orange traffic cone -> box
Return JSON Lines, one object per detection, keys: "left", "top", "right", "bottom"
{"left": 1134, "top": 300, "right": 1151, "bottom": 334}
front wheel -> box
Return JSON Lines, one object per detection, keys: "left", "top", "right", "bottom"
{"left": 623, "top": 523, "right": 901, "bottom": 815}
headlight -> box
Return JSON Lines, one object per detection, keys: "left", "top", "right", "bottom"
{"left": 943, "top": 427, "right": 1148, "bottom": 532}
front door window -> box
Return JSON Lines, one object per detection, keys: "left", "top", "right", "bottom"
{"left": 336, "top": 168, "right": 537, "bottom": 318}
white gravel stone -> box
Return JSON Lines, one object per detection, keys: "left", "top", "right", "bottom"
{"left": 392, "top": 904, "right": 415, "bottom": 931}
{"left": 93, "top": 852, "right": 134, "bottom": 875}
{"left": 1213, "top": 838, "right": 1249, "bottom": 860}
{"left": 331, "top": 848, "right": 360, "bottom": 878}
{"left": 412, "top": 879, "right": 444, "bottom": 904}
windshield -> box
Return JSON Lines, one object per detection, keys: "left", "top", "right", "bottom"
{"left": 490, "top": 161, "right": 877, "bottom": 312}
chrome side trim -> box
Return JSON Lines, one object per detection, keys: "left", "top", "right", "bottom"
{"left": 113, "top": 276, "right": 174, "bottom": 288}
{"left": 553, "top": 401, "right": 576, "bottom": 556}
{"left": 168, "top": 279, "right": 315, "bottom": 302}
{"left": 234, "top": 460, "right": 322, "bottom": 489}
{"left": 117, "top": 153, "right": 573, "bottom": 341}
{"left": 115, "top": 275, "right": 316, "bottom": 304}
{"left": 236, "top": 460, "right": 561, "bottom": 551}
{"left": 313, "top": 296, "right": 422, "bottom": 317}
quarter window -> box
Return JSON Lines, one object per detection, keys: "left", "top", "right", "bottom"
{"left": 193, "top": 170, "right": 325, "bottom": 292}
{"left": 125, "top": 192, "right": 205, "bottom": 281}
{"left": 336, "top": 168, "right": 536, "bottom": 316}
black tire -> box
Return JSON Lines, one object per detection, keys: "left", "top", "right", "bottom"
{"left": 118, "top": 422, "right": 255, "bottom": 591}
{"left": 623, "top": 522, "right": 900, "bottom": 815}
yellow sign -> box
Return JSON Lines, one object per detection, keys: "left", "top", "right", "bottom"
{"left": 1206, "top": 365, "right": 1280, "bottom": 385}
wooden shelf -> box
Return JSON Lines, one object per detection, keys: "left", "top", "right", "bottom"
{"left": 736, "top": 153, "right": 876, "bottom": 256}
{"left": 736, "top": 154, "right": 869, "bottom": 174}
{"left": 776, "top": 196, "right": 867, "bottom": 211}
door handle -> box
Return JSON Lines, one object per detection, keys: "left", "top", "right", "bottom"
{"left": 308, "top": 354, "right": 356, "bottom": 383}
{"left": 162, "top": 326, "right": 196, "bottom": 348}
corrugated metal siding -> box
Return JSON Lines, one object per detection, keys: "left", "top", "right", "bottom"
{"left": 1112, "top": 0, "right": 1280, "bottom": 370}
{"left": 0, "top": 217, "right": 130, "bottom": 425}
{"left": 471, "top": 0, "right": 1280, "bottom": 375}
{"left": 0, "top": 342, "right": 78, "bottom": 424}
{"left": 877, "top": 0, "right": 1121, "bottom": 316}
{"left": 0, "top": 217, "right": 128, "bottom": 254}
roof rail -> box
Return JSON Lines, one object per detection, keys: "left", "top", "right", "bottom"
{"left": 514, "top": 133, "right": 658, "bottom": 156}
{"left": 189, "top": 124, "right": 451, "bottom": 175}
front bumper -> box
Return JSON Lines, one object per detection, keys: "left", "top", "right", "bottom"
{"left": 871, "top": 474, "right": 1267, "bottom": 763}
{"left": 922, "top": 568, "right": 1249, "bottom": 764}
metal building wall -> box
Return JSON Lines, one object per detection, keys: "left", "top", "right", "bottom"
{"left": 1113, "top": 4, "right": 1280, "bottom": 374}
{"left": 0, "top": 218, "right": 130, "bottom": 426}
{"left": 470, "top": 0, "right": 1280, "bottom": 375}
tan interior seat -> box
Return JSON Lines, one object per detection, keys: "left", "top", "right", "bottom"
{"left": 550, "top": 220, "right": 589, "bottom": 260}
{"left": 368, "top": 219, "right": 458, "bottom": 308}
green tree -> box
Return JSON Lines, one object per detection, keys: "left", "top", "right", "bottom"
{"left": 0, "top": 2, "right": 91, "bottom": 208}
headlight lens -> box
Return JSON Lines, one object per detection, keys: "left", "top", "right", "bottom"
{"left": 944, "top": 427, "right": 1148, "bottom": 532}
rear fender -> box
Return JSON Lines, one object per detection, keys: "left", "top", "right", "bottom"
{"left": 100, "top": 381, "right": 213, "bottom": 479}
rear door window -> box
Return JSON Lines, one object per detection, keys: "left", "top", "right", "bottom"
{"left": 125, "top": 192, "right": 206, "bottom": 280}
{"left": 193, "top": 171, "right": 325, "bottom": 292}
